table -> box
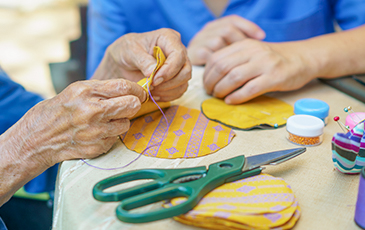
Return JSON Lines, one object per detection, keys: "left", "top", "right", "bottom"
{"left": 52, "top": 66, "right": 363, "bottom": 230}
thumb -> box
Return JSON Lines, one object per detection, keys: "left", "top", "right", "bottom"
{"left": 231, "top": 16, "right": 266, "bottom": 40}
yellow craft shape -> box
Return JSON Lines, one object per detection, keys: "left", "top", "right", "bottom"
{"left": 174, "top": 207, "right": 300, "bottom": 230}
{"left": 201, "top": 96, "right": 294, "bottom": 130}
{"left": 121, "top": 105, "right": 235, "bottom": 159}
{"left": 166, "top": 174, "right": 300, "bottom": 230}
{"left": 134, "top": 46, "right": 171, "bottom": 118}
{"left": 137, "top": 46, "right": 166, "bottom": 103}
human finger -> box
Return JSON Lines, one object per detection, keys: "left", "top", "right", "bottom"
{"left": 187, "top": 46, "right": 213, "bottom": 66}
{"left": 91, "top": 79, "right": 147, "bottom": 103}
{"left": 153, "top": 29, "right": 190, "bottom": 86}
{"left": 151, "top": 62, "right": 192, "bottom": 92}
{"left": 227, "top": 15, "right": 266, "bottom": 40}
{"left": 224, "top": 75, "right": 273, "bottom": 104}
{"left": 107, "top": 118, "right": 131, "bottom": 136}
{"left": 77, "top": 137, "right": 118, "bottom": 159}
{"left": 151, "top": 83, "right": 189, "bottom": 102}
{"left": 218, "top": 23, "right": 247, "bottom": 44}
{"left": 204, "top": 35, "right": 228, "bottom": 52}
{"left": 101, "top": 95, "right": 142, "bottom": 120}
{"left": 212, "top": 62, "right": 261, "bottom": 99}
{"left": 203, "top": 50, "right": 250, "bottom": 95}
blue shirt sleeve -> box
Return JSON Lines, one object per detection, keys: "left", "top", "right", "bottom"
{"left": 87, "top": 0, "right": 130, "bottom": 79}
{"left": 0, "top": 68, "right": 58, "bottom": 194}
{"left": 332, "top": 0, "right": 365, "bottom": 30}
{"left": 0, "top": 69, "right": 43, "bottom": 134}
{"left": 0, "top": 217, "right": 7, "bottom": 230}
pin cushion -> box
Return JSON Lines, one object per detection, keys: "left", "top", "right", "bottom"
{"left": 286, "top": 115, "right": 324, "bottom": 146}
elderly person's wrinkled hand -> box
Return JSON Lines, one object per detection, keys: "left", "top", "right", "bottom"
{"left": 92, "top": 28, "right": 192, "bottom": 102}
{"left": 0, "top": 79, "right": 146, "bottom": 205}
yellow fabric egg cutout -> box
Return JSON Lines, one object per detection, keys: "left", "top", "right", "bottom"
{"left": 201, "top": 96, "right": 294, "bottom": 130}
{"left": 121, "top": 105, "right": 235, "bottom": 158}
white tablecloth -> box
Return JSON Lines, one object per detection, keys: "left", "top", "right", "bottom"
{"left": 52, "top": 66, "right": 363, "bottom": 230}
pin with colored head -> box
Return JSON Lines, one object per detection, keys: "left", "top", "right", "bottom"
{"left": 344, "top": 106, "right": 362, "bottom": 120}
{"left": 334, "top": 116, "right": 349, "bottom": 133}
{"left": 268, "top": 123, "right": 279, "bottom": 129}
{"left": 343, "top": 106, "right": 365, "bottom": 130}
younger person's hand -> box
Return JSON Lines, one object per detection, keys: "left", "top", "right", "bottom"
{"left": 203, "top": 39, "right": 316, "bottom": 104}
{"left": 187, "top": 15, "right": 265, "bottom": 65}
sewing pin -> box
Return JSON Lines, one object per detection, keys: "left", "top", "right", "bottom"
{"left": 344, "top": 106, "right": 362, "bottom": 120}
{"left": 333, "top": 116, "right": 349, "bottom": 133}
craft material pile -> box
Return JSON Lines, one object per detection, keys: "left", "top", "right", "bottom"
{"left": 165, "top": 174, "right": 300, "bottom": 230}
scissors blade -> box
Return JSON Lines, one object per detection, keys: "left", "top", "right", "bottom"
{"left": 243, "top": 147, "right": 306, "bottom": 171}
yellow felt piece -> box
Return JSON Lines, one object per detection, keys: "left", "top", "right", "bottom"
{"left": 120, "top": 105, "right": 235, "bottom": 158}
{"left": 137, "top": 46, "right": 166, "bottom": 103}
{"left": 201, "top": 96, "right": 294, "bottom": 130}
{"left": 173, "top": 206, "right": 300, "bottom": 230}
{"left": 131, "top": 100, "right": 171, "bottom": 119}
{"left": 193, "top": 201, "right": 298, "bottom": 229}
{"left": 166, "top": 174, "right": 300, "bottom": 230}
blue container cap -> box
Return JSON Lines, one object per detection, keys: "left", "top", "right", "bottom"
{"left": 294, "top": 98, "right": 329, "bottom": 119}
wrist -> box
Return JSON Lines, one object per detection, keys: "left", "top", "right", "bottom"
{"left": 270, "top": 41, "right": 319, "bottom": 82}
{"left": 0, "top": 122, "right": 51, "bottom": 205}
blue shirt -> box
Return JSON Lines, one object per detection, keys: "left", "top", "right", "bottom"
{"left": 0, "top": 217, "right": 6, "bottom": 230}
{"left": 87, "top": 0, "right": 365, "bottom": 79}
{"left": 0, "top": 68, "right": 58, "bottom": 194}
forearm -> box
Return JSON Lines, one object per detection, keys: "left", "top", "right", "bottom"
{"left": 0, "top": 116, "right": 50, "bottom": 206}
{"left": 278, "top": 25, "right": 365, "bottom": 79}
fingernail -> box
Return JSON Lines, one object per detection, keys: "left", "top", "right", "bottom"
{"left": 152, "top": 96, "right": 160, "bottom": 101}
{"left": 146, "top": 64, "right": 155, "bottom": 76}
{"left": 149, "top": 85, "right": 154, "bottom": 91}
{"left": 153, "top": 77, "right": 164, "bottom": 86}
{"left": 256, "top": 31, "right": 266, "bottom": 39}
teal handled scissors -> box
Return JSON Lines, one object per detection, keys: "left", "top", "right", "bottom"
{"left": 93, "top": 147, "right": 306, "bottom": 223}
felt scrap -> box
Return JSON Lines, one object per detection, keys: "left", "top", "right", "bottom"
{"left": 121, "top": 105, "right": 235, "bottom": 158}
{"left": 165, "top": 174, "right": 300, "bottom": 230}
{"left": 201, "top": 96, "right": 294, "bottom": 130}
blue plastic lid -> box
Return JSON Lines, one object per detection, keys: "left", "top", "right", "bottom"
{"left": 294, "top": 98, "right": 329, "bottom": 119}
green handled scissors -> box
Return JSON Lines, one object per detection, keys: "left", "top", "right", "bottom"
{"left": 93, "top": 147, "right": 306, "bottom": 223}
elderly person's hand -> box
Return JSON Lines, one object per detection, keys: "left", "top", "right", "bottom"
{"left": 187, "top": 15, "right": 265, "bottom": 66}
{"left": 0, "top": 79, "right": 146, "bottom": 205}
{"left": 92, "top": 28, "right": 192, "bottom": 102}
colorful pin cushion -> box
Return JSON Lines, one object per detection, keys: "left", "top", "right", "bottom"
{"left": 332, "top": 120, "right": 365, "bottom": 174}
{"left": 345, "top": 112, "right": 365, "bottom": 130}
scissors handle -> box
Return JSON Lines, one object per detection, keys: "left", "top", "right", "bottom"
{"left": 93, "top": 155, "right": 261, "bottom": 223}
{"left": 93, "top": 167, "right": 206, "bottom": 202}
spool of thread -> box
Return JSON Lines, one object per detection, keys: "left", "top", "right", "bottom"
{"left": 286, "top": 115, "right": 324, "bottom": 146}
{"left": 355, "top": 167, "right": 365, "bottom": 229}
{"left": 346, "top": 112, "right": 365, "bottom": 130}
{"left": 294, "top": 98, "right": 329, "bottom": 125}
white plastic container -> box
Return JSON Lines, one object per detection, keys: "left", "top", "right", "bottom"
{"left": 286, "top": 115, "right": 324, "bottom": 146}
